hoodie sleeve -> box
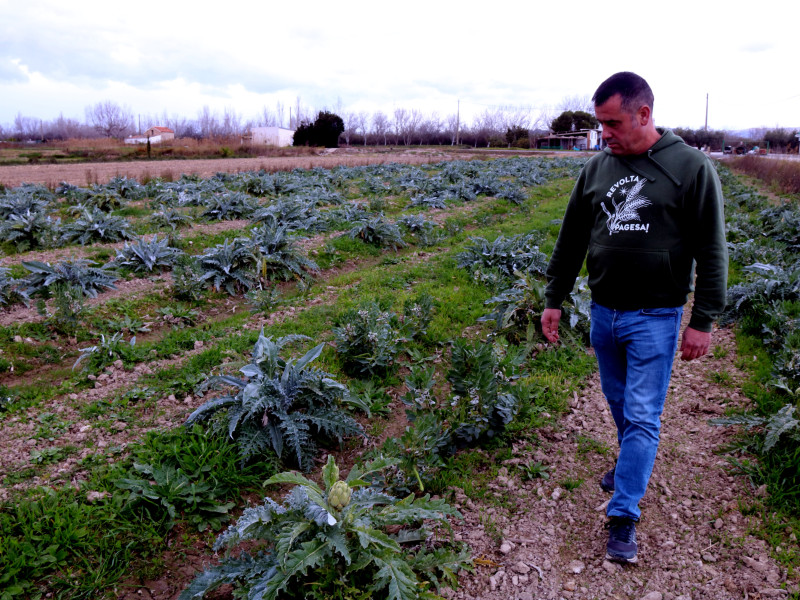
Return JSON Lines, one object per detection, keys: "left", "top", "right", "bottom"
{"left": 686, "top": 158, "right": 728, "bottom": 332}
{"left": 545, "top": 167, "right": 593, "bottom": 310}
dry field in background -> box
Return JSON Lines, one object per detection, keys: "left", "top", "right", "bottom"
{"left": 0, "top": 147, "right": 565, "bottom": 188}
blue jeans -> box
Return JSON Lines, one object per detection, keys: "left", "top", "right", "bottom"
{"left": 590, "top": 302, "right": 683, "bottom": 520}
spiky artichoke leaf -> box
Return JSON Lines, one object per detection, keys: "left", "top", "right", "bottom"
{"left": 382, "top": 494, "right": 463, "bottom": 526}
{"left": 407, "top": 545, "right": 473, "bottom": 591}
{"left": 346, "top": 455, "right": 401, "bottom": 484}
{"left": 370, "top": 553, "right": 420, "bottom": 600}
{"left": 764, "top": 404, "right": 799, "bottom": 452}
{"left": 178, "top": 552, "right": 271, "bottom": 600}
{"left": 184, "top": 396, "right": 239, "bottom": 428}
{"left": 322, "top": 527, "right": 351, "bottom": 565}
{"left": 274, "top": 521, "right": 312, "bottom": 565}
{"left": 293, "top": 342, "right": 325, "bottom": 372}
{"left": 265, "top": 471, "right": 327, "bottom": 508}
{"left": 304, "top": 500, "right": 337, "bottom": 527}
{"left": 262, "top": 539, "right": 331, "bottom": 600}
{"left": 352, "top": 524, "right": 401, "bottom": 553}
{"left": 214, "top": 499, "right": 285, "bottom": 551}
{"left": 277, "top": 412, "right": 313, "bottom": 470}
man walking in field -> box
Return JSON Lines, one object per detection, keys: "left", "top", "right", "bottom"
{"left": 541, "top": 72, "right": 728, "bottom": 563}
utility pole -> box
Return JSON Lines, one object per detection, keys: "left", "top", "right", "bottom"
{"left": 455, "top": 99, "right": 460, "bottom": 146}
{"left": 704, "top": 93, "right": 708, "bottom": 131}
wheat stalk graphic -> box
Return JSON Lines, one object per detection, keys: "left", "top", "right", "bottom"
{"left": 601, "top": 179, "right": 651, "bottom": 235}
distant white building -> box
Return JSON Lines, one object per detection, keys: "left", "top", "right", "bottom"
{"left": 124, "top": 126, "right": 175, "bottom": 145}
{"left": 536, "top": 129, "right": 601, "bottom": 151}
{"left": 243, "top": 126, "right": 295, "bottom": 147}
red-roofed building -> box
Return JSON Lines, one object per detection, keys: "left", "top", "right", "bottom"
{"left": 144, "top": 126, "right": 175, "bottom": 141}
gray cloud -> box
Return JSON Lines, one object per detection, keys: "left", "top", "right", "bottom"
{"left": 0, "top": 58, "right": 28, "bottom": 83}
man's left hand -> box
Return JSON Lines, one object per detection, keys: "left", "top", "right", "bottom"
{"left": 680, "top": 326, "right": 711, "bottom": 361}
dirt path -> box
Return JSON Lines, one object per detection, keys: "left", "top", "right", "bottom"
{"left": 449, "top": 317, "right": 796, "bottom": 600}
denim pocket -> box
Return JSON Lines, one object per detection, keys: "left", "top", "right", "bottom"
{"left": 640, "top": 307, "right": 680, "bottom": 317}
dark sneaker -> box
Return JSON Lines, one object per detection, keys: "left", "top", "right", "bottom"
{"left": 600, "top": 466, "right": 615, "bottom": 492}
{"left": 605, "top": 517, "right": 638, "bottom": 563}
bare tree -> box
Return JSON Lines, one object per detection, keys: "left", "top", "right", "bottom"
{"left": 444, "top": 113, "right": 459, "bottom": 145}
{"left": 406, "top": 109, "right": 423, "bottom": 145}
{"left": 197, "top": 105, "right": 221, "bottom": 138}
{"left": 219, "top": 106, "right": 243, "bottom": 136}
{"left": 276, "top": 101, "right": 286, "bottom": 128}
{"left": 470, "top": 108, "right": 504, "bottom": 147}
{"left": 85, "top": 101, "right": 133, "bottom": 138}
{"left": 373, "top": 111, "right": 390, "bottom": 146}
{"left": 258, "top": 106, "right": 277, "bottom": 127}
{"left": 13, "top": 113, "right": 41, "bottom": 139}
{"left": 356, "top": 111, "right": 370, "bottom": 146}
{"left": 342, "top": 112, "right": 356, "bottom": 145}
{"left": 45, "top": 113, "right": 92, "bottom": 140}
{"left": 557, "top": 94, "right": 594, "bottom": 114}
{"left": 393, "top": 108, "right": 408, "bottom": 145}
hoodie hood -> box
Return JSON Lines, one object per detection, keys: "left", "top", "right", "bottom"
{"left": 603, "top": 129, "right": 686, "bottom": 186}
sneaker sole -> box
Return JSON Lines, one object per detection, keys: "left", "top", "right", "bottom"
{"left": 605, "top": 552, "right": 638, "bottom": 564}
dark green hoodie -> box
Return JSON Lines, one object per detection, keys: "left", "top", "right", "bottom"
{"left": 544, "top": 129, "right": 728, "bottom": 332}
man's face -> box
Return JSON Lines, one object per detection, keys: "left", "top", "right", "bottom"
{"left": 595, "top": 94, "right": 646, "bottom": 155}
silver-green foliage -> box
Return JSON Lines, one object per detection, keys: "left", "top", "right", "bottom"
{"left": 198, "top": 238, "right": 257, "bottom": 295}
{"left": 179, "top": 456, "right": 469, "bottom": 600}
{"left": 333, "top": 295, "right": 434, "bottom": 376}
{"left": 22, "top": 258, "right": 118, "bottom": 299}
{"left": 0, "top": 267, "right": 28, "bottom": 307}
{"left": 61, "top": 208, "right": 133, "bottom": 245}
{"left": 456, "top": 233, "right": 548, "bottom": 280}
{"left": 200, "top": 192, "right": 258, "bottom": 221}
{"left": 246, "top": 220, "right": 319, "bottom": 282}
{"left": 147, "top": 205, "right": 193, "bottom": 231}
{"left": 73, "top": 332, "right": 136, "bottom": 371}
{"left": 480, "top": 273, "right": 590, "bottom": 343}
{"left": 113, "top": 235, "right": 184, "bottom": 273}
{"left": 0, "top": 209, "right": 59, "bottom": 251}
{"left": 346, "top": 215, "right": 407, "bottom": 250}
{"left": 171, "top": 255, "right": 206, "bottom": 302}
{"left": 333, "top": 302, "right": 400, "bottom": 375}
{"left": 711, "top": 404, "right": 800, "bottom": 453}
{"left": 186, "top": 332, "right": 363, "bottom": 470}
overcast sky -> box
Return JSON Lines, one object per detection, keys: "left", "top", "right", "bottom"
{"left": 1, "top": 0, "right": 797, "bottom": 132}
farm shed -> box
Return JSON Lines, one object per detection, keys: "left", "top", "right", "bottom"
{"left": 124, "top": 126, "right": 175, "bottom": 145}
{"left": 537, "top": 128, "right": 600, "bottom": 151}
{"left": 243, "top": 126, "right": 295, "bottom": 147}
{"left": 144, "top": 126, "right": 175, "bottom": 141}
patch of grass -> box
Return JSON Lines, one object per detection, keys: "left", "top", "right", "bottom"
{"left": 576, "top": 434, "right": 610, "bottom": 457}
{"left": 559, "top": 477, "right": 584, "bottom": 492}
{"left": 712, "top": 344, "right": 729, "bottom": 359}
{"left": 427, "top": 449, "right": 498, "bottom": 499}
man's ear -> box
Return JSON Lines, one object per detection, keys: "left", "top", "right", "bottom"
{"left": 636, "top": 104, "right": 652, "bottom": 126}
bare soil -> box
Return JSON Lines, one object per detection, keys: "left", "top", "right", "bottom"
{"left": 0, "top": 147, "right": 465, "bottom": 188}
{"left": 445, "top": 316, "right": 797, "bottom": 600}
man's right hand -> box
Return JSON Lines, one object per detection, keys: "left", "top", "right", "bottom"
{"left": 541, "top": 308, "right": 562, "bottom": 343}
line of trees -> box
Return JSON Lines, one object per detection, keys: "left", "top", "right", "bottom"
{"left": 3, "top": 98, "right": 796, "bottom": 152}
{"left": 0, "top": 99, "right": 554, "bottom": 147}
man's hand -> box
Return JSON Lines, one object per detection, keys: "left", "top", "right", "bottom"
{"left": 680, "top": 326, "right": 711, "bottom": 361}
{"left": 541, "top": 308, "right": 561, "bottom": 343}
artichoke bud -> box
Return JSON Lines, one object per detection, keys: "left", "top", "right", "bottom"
{"left": 327, "top": 480, "right": 352, "bottom": 511}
